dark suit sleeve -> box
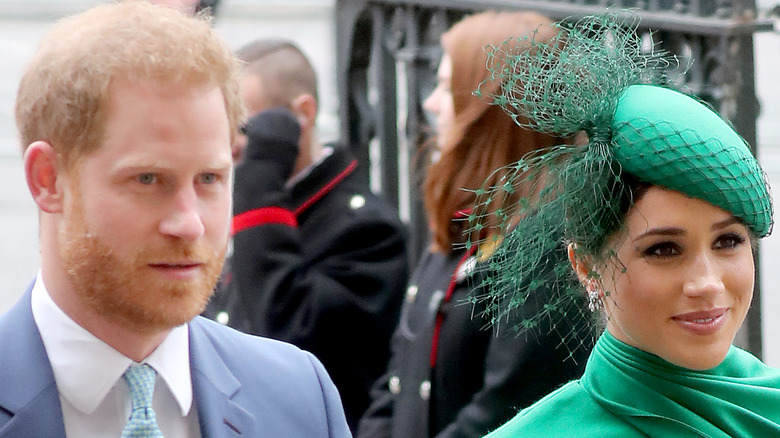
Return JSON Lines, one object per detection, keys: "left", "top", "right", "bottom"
{"left": 434, "top": 249, "right": 592, "bottom": 438}
{"left": 434, "top": 325, "right": 587, "bottom": 438}
{"left": 207, "top": 109, "right": 408, "bottom": 429}
{"left": 354, "top": 327, "right": 402, "bottom": 438}
{"left": 226, "top": 198, "right": 407, "bottom": 346}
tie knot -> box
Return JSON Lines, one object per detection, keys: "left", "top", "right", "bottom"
{"left": 123, "top": 364, "right": 157, "bottom": 410}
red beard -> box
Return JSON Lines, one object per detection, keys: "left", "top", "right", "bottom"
{"left": 59, "top": 195, "right": 225, "bottom": 334}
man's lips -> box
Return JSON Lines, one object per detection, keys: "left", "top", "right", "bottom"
{"left": 671, "top": 308, "right": 728, "bottom": 335}
{"left": 149, "top": 261, "right": 202, "bottom": 267}
{"left": 148, "top": 262, "right": 203, "bottom": 278}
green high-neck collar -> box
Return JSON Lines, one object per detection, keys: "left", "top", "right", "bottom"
{"left": 581, "top": 331, "right": 780, "bottom": 437}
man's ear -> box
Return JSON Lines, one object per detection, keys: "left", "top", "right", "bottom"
{"left": 24, "top": 141, "right": 65, "bottom": 214}
{"left": 567, "top": 243, "right": 592, "bottom": 286}
{"left": 290, "top": 93, "right": 317, "bottom": 130}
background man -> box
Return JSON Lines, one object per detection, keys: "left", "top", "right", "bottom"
{"left": 203, "top": 39, "right": 409, "bottom": 432}
{"left": 1, "top": 3, "right": 350, "bottom": 437}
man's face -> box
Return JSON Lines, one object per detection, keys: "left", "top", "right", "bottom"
{"left": 59, "top": 80, "right": 233, "bottom": 334}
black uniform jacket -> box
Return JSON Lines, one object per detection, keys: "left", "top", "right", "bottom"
{"left": 356, "top": 242, "right": 593, "bottom": 438}
{"left": 204, "top": 142, "right": 409, "bottom": 432}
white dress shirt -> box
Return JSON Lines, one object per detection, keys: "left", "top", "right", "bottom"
{"left": 31, "top": 272, "right": 202, "bottom": 438}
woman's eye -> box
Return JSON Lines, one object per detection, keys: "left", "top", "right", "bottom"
{"left": 713, "top": 233, "right": 746, "bottom": 250}
{"left": 137, "top": 173, "right": 157, "bottom": 185}
{"left": 643, "top": 242, "right": 681, "bottom": 258}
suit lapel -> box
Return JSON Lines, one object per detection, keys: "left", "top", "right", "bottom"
{"left": 0, "top": 291, "right": 261, "bottom": 437}
{"left": 189, "top": 317, "right": 257, "bottom": 437}
{"left": 0, "top": 286, "right": 66, "bottom": 438}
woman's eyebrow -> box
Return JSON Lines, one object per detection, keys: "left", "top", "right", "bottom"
{"left": 712, "top": 216, "right": 741, "bottom": 230}
{"left": 634, "top": 216, "right": 741, "bottom": 241}
{"left": 634, "top": 227, "right": 684, "bottom": 241}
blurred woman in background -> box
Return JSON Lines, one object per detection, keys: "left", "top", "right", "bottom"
{"left": 357, "top": 10, "right": 591, "bottom": 438}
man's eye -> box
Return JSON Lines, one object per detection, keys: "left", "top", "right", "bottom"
{"left": 137, "top": 173, "right": 157, "bottom": 185}
{"left": 199, "top": 173, "right": 218, "bottom": 184}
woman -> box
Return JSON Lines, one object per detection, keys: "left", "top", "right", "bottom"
{"left": 356, "top": 10, "right": 591, "bottom": 438}
{"left": 467, "top": 13, "right": 780, "bottom": 437}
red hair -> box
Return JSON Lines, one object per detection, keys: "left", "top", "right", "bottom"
{"left": 424, "top": 10, "right": 571, "bottom": 253}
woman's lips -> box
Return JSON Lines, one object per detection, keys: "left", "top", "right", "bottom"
{"left": 671, "top": 308, "right": 728, "bottom": 335}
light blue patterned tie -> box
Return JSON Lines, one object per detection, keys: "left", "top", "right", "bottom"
{"left": 122, "top": 364, "right": 164, "bottom": 438}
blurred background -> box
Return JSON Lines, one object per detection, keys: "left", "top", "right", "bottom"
{"left": 3, "top": 0, "right": 780, "bottom": 364}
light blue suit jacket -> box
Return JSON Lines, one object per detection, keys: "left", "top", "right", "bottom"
{"left": 0, "top": 285, "right": 352, "bottom": 437}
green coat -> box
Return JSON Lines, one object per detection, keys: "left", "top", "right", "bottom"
{"left": 485, "top": 332, "right": 780, "bottom": 437}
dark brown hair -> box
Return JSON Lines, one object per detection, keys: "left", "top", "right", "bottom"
{"left": 236, "top": 39, "right": 318, "bottom": 108}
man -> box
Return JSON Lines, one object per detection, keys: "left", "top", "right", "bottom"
{"left": 203, "top": 39, "right": 409, "bottom": 432}
{"left": 1, "top": 3, "right": 350, "bottom": 437}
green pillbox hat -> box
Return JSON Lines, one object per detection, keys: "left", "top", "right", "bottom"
{"left": 612, "top": 85, "right": 772, "bottom": 237}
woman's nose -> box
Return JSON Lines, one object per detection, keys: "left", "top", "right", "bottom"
{"left": 682, "top": 254, "right": 726, "bottom": 297}
{"left": 423, "top": 88, "right": 439, "bottom": 115}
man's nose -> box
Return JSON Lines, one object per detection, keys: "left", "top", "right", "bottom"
{"left": 159, "top": 186, "right": 205, "bottom": 242}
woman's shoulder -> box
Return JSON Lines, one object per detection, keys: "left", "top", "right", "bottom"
{"left": 483, "top": 380, "right": 644, "bottom": 437}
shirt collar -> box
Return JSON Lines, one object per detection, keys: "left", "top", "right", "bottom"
{"left": 30, "top": 271, "right": 193, "bottom": 416}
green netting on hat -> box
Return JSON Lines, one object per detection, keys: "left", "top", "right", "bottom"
{"left": 476, "top": 11, "right": 675, "bottom": 137}
{"left": 463, "top": 142, "right": 618, "bottom": 354}
{"left": 463, "top": 11, "right": 773, "bottom": 351}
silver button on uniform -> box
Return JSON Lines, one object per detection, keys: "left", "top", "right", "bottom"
{"left": 389, "top": 376, "right": 401, "bottom": 395}
{"left": 349, "top": 195, "right": 366, "bottom": 210}
{"left": 406, "top": 285, "right": 418, "bottom": 303}
{"left": 216, "top": 311, "right": 229, "bottom": 325}
{"left": 428, "top": 290, "right": 444, "bottom": 313}
{"left": 419, "top": 380, "right": 431, "bottom": 400}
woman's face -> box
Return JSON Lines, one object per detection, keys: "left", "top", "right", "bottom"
{"left": 423, "top": 53, "right": 455, "bottom": 151}
{"left": 597, "top": 186, "right": 755, "bottom": 370}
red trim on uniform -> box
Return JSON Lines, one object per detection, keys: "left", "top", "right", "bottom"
{"left": 453, "top": 208, "right": 472, "bottom": 219}
{"left": 294, "top": 160, "right": 358, "bottom": 216}
{"left": 429, "top": 313, "right": 446, "bottom": 369}
{"left": 231, "top": 207, "right": 297, "bottom": 236}
{"left": 229, "top": 159, "right": 357, "bottom": 235}
{"left": 429, "top": 245, "right": 478, "bottom": 368}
